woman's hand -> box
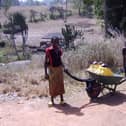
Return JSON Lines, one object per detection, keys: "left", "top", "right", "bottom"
{"left": 63, "top": 67, "right": 68, "bottom": 73}
{"left": 45, "top": 74, "right": 49, "bottom": 80}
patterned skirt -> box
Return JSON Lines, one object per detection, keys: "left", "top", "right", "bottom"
{"left": 48, "top": 66, "right": 65, "bottom": 97}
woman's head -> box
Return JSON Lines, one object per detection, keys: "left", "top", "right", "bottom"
{"left": 51, "top": 37, "right": 59, "bottom": 48}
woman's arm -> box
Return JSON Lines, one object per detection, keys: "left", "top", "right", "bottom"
{"left": 44, "top": 54, "right": 49, "bottom": 79}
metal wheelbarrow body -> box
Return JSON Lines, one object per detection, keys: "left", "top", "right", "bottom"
{"left": 86, "top": 70, "right": 126, "bottom": 99}
{"left": 64, "top": 69, "right": 126, "bottom": 99}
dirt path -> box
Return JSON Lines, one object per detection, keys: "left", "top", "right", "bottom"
{"left": 0, "top": 89, "right": 126, "bottom": 126}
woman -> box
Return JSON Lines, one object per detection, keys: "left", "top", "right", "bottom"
{"left": 44, "top": 37, "right": 65, "bottom": 107}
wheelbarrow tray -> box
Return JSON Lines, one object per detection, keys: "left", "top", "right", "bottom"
{"left": 87, "top": 71, "right": 124, "bottom": 85}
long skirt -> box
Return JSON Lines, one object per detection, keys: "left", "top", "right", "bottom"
{"left": 48, "top": 66, "right": 65, "bottom": 97}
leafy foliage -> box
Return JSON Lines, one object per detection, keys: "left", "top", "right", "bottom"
{"left": 12, "top": 12, "right": 27, "bottom": 30}
{"left": 83, "top": 0, "right": 93, "bottom": 5}
{"left": 93, "top": 0, "right": 103, "bottom": 19}
{"left": 2, "top": 0, "right": 12, "bottom": 15}
{"left": 72, "top": 0, "right": 94, "bottom": 16}
{"left": 3, "top": 12, "right": 28, "bottom": 59}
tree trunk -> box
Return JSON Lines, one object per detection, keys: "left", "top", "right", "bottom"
{"left": 78, "top": 7, "right": 81, "bottom": 16}
{"left": 104, "top": 0, "right": 108, "bottom": 37}
{"left": 22, "top": 32, "right": 26, "bottom": 57}
{"left": 11, "top": 34, "right": 20, "bottom": 60}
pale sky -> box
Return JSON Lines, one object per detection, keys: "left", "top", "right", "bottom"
{"left": 19, "top": 0, "right": 44, "bottom": 2}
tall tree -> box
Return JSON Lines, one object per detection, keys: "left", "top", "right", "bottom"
{"left": 72, "top": 0, "right": 93, "bottom": 16}
{"left": 93, "top": 0, "right": 103, "bottom": 19}
{"left": 2, "top": 0, "right": 12, "bottom": 15}
{"left": 12, "top": 12, "right": 28, "bottom": 57}
{"left": 12, "top": 0, "right": 20, "bottom": 6}
{"left": 0, "top": 0, "right": 1, "bottom": 9}
{"left": 72, "top": 0, "right": 83, "bottom": 15}
{"left": 3, "top": 12, "right": 28, "bottom": 59}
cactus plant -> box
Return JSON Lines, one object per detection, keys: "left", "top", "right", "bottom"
{"left": 62, "top": 24, "right": 78, "bottom": 49}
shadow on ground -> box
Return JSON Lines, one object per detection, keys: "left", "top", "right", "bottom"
{"left": 95, "top": 91, "right": 126, "bottom": 106}
{"left": 53, "top": 91, "right": 126, "bottom": 116}
{"left": 54, "top": 103, "right": 84, "bottom": 116}
{"left": 79, "top": 91, "right": 126, "bottom": 110}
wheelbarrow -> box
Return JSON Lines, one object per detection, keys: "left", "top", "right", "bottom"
{"left": 86, "top": 70, "right": 126, "bottom": 98}
{"left": 64, "top": 69, "right": 126, "bottom": 99}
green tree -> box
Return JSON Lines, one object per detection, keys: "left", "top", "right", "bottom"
{"left": 11, "top": 0, "right": 20, "bottom": 6}
{"left": 72, "top": 0, "right": 83, "bottom": 15}
{"left": 83, "top": 0, "right": 93, "bottom": 5}
{"left": 72, "top": 0, "right": 93, "bottom": 16}
{"left": 0, "top": 0, "right": 1, "bottom": 9}
{"left": 12, "top": 12, "right": 28, "bottom": 57}
{"left": 83, "top": 0, "right": 93, "bottom": 16}
{"left": 93, "top": 0, "right": 103, "bottom": 19}
{"left": 3, "top": 0, "right": 12, "bottom": 16}
{"left": 3, "top": 12, "right": 28, "bottom": 59}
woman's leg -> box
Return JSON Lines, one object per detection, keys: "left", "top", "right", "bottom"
{"left": 60, "top": 94, "right": 66, "bottom": 105}
{"left": 48, "top": 96, "right": 54, "bottom": 107}
{"left": 51, "top": 96, "right": 54, "bottom": 104}
{"left": 60, "top": 94, "right": 64, "bottom": 102}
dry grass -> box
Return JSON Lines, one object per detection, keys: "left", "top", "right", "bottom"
{"left": 63, "top": 33, "right": 124, "bottom": 72}
{"left": 0, "top": 67, "right": 85, "bottom": 99}
{"left": 0, "top": 69, "right": 49, "bottom": 98}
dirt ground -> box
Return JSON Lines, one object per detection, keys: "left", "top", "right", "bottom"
{"left": 0, "top": 85, "right": 126, "bottom": 126}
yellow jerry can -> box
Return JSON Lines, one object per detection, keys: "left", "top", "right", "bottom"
{"left": 87, "top": 64, "right": 113, "bottom": 76}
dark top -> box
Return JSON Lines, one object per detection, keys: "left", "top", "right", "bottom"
{"left": 46, "top": 46, "right": 62, "bottom": 67}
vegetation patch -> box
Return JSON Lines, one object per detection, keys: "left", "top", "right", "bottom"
{"left": 63, "top": 35, "right": 124, "bottom": 72}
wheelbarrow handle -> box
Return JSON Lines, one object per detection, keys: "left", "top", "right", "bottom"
{"left": 64, "top": 69, "right": 88, "bottom": 82}
{"left": 119, "top": 77, "right": 126, "bottom": 84}
{"left": 64, "top": 68, "right": 101, "bottom": 99}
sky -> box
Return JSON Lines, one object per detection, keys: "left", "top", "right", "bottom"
{"left": 19, "top": 0, "right": 44, "bottom": 2}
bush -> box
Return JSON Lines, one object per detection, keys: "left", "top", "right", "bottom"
{"left": 0, "top": 50, "right": 7, "bottom": 63}
{"left": 93, "top": 0, "right": 104, "bottom": 19}
{"left": 49, "top": 14, "right": 57, "bottom": 20}
{"left": 63, "top": 35, "right": 124, "bottom": 72}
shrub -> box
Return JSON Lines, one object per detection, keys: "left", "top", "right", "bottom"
{"left": 93, "top": 0, "right": 103, "bottom": 19}
{"left": 63, "top": 35, "right": 124, "bottom": 72}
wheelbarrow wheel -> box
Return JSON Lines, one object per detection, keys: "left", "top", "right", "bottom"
{"left": 86, "top": 79, "right": 101, "bottom": 99}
